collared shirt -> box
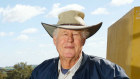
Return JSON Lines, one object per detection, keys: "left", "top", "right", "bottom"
{"left": 58, "top": 53, "right": 83, "bottom": 79}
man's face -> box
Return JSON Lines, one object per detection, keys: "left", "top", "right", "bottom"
{"left": 53, "top": 28, "right": 86, "bottom": 59}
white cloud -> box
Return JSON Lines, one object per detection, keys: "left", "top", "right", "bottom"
{"left": 0, "top": 4, "right": 46, "bottom": 23}
{"left": 46, "top": 3, "right": 85, "bottom": 18}
{"left": 0, "top": 8, "right": 3, "bottom": 13}
{"left": 8, "top": 32, "right": 14, "bottom": 36}
{"left": 83, "top": 40, "right": 106, "bottom": 58}
{"left": 0, "top": 32, "right": 14, "bottom": 37}
{"left": 21, "top": 28, "right": 38, "bottom": 34}
{"left": 110, "top": 0, "right": 134, "bottom": 6}
{"left": 16, "top": 34, "right": 29, "bottom": 41}
{"left": 0, "top": 32, "right": 6, "bottom": 37}
{"left": 39, "top": 43, "right": 53, "bottom": 48}
{"left": 85, "top": 40, "right": 105, "bottom": 48}
{"left": 91, "top": 8, "right": 109, "bottom": 15}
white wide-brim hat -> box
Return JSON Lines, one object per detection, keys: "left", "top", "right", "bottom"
{"left": 42, "top": 10, "right": 103, "bottom": 39}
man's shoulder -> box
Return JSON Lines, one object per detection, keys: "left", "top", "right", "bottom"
{"left": 40, "top": 57, "right": 59, "bottom": 65}
{"left": 85, "top": 54, "right": 129, "bottom": 78}
{"left": 33, "top": 57, "right": 59, "bottom": 72}
{"left": 30, "top": 57, "right": 59, "bottom": 79}
{"left": 86, "top": 55, "right": 116, "bottom": 69}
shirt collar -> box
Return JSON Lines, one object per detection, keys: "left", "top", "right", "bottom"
{"left": 58, "top": 53, "right": 83, "bottom": 74}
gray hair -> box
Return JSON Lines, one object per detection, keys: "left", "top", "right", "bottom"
{"left": 53, "top": 28, "right": 89, "bottom": 39}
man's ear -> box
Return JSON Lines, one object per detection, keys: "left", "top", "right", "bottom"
{"left": 53, "top": 36, "right": 56, "bottom": 46}
{"left": 82, "top": 39, "right": 86, "bottom": 46}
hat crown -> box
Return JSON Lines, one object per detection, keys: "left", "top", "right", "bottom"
{"left": 57, "top": 10, "right": 86, "bottom": 25}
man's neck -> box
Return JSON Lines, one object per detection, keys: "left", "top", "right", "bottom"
{"left": 60, "top": 53, "right": 82, "bottom": 69}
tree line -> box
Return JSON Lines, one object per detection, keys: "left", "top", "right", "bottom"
{"left": 0, "top": 62, "right": 34, "bottom": 79}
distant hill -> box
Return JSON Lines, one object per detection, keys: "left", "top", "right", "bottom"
{"left": 0, "top": 65, "right": 37, "bottom": 72}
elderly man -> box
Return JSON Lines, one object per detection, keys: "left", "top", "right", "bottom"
{"left": 30, "top": 10, "right": 129, "bottom": 79}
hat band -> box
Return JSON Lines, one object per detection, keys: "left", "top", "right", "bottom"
{"left": 60, "top": 24, "right": 84, "bottom": 26}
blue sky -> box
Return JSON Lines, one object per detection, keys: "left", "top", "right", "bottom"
{"left": 0, "top": 0, "right": 139, "bottom": 67}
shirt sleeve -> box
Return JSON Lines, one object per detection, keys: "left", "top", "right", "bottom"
{"left": 114, "top": 64, "right": 129, "bottom": 79}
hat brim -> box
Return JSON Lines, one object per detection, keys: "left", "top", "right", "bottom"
{"left": 42, "top": 22, "right": 102, "bottom": 39}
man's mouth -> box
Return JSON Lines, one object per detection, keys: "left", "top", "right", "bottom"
{"left": 65, "top": 46, "right": 74, "bottom": 49}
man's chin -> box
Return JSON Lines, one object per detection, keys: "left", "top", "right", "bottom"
{"left": 63, "top": 53, "right": 74, "bottom": 58}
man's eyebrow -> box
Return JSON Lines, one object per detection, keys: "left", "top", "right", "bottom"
{"left": 60, "top": 30, "right": 67, "bottom": 34}
{"left": 62, "top": 31, "right": 67, "bottom": 33}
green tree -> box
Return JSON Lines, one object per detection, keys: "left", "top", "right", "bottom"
{"left": 0, "top": 71, "right": 4, "bottom": 79}
{"left": 6, "top": 62, "right": 33, "bottom": 79}
{"left": 0, "top": 70, "right": 7, "bottom": 79}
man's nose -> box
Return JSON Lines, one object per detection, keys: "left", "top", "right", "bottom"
{"left": 67, "top": 34, "right": 74, "bottom": 42}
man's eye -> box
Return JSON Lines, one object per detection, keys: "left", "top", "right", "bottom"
{"left": 73, "top": 33, "right": 79, "bottom": 36}
{"left": 73, "top": 34, "right": 78, "bottom": 35}
{"left": 63, "top": 33, "right": 68, "bottom": 35}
